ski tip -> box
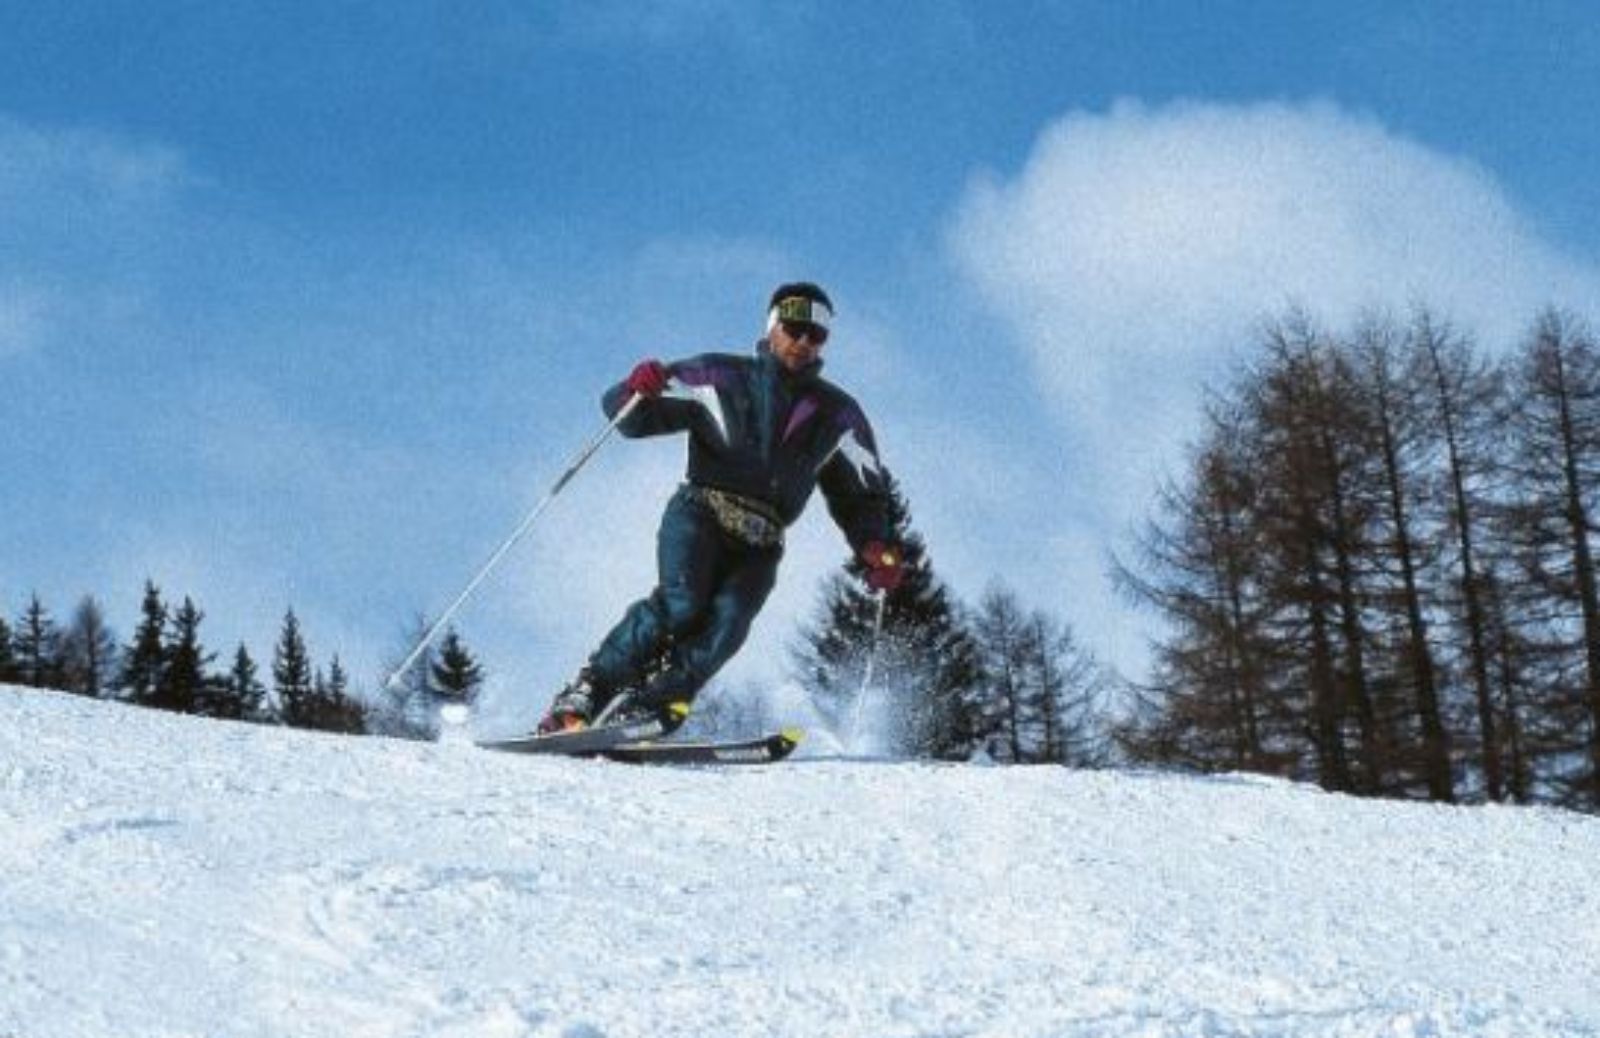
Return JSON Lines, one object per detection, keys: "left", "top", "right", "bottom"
{"left": 779, "top": 727, "right": 804, "bottom": 745}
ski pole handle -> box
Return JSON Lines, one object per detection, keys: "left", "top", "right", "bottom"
{"left": 384, "top": 393, "right": 646, "bottom": 691}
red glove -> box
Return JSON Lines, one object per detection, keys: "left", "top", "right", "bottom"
{"left": 625, "top": 359, "right": 670, "bottom": 398}
{"left": 860, "top": 541, "right": 905, "bottom": 593}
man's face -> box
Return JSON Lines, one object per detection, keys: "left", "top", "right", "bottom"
{"left": 769, "top": 318, "right": 827, "bottom": 372}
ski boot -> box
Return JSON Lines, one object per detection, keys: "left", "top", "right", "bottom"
{"left": 536, "top": 668, "right": 609, "bottom": 735}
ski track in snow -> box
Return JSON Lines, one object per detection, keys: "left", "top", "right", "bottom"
{"left": 3, "top": 686, "right": 1598, "bottom": 1038}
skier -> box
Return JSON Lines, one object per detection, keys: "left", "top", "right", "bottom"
{"left": 536, "top": 281, "right": 905, "bottom": 734}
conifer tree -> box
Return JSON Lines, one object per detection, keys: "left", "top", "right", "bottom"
{"left": 60, "top": 595, "right": 118, "bottom": 698}
{"left": 273, "top": 609, "right": 314, "bottom": 727}
{"left": 320, "top": 655, "right": 367, "bottom": 734}
{"left": 154, "top": 597, "right": 214, "bottom": 714}
{"left": 14, "top": 594, "right": 64, "bottom": 690}
{"left": 222, "top": 643, "right": 267, "bottom": 721}
{"left": 430, "top": 628, "right": 485, "bottom": 708}
{"left": 1500, "top": 309, "right": 1600, "bottom": 807}
{"left": 119, "top": 582, "right": 168, "bottom": 705}
{"left": 1026, "top": 610, "right": 1110, "bottom": 766}
{"left": 1412, "top": 307, "right": 1513, "bottom": 801}
{"left": 969, "top": 585, "right": 1031, "bottom": 761}
{"left": 0, "top": 613, "right": 17, "bottom": 684}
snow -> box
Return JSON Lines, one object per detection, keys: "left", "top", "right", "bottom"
{"left": 3, "top": 685, "right": 1598, "bottom": 1038}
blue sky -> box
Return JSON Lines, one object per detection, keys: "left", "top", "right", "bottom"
{"left": 6, "top": 2, "right": 1600, "bottom": 719}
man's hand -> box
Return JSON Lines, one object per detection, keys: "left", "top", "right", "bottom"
{"left": 625, "top": 359, "right": 671, "bottom": 398}
{"left": 860, "top": 541, "right": 905, "bottom": 593}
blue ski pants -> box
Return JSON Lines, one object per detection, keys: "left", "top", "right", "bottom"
{"left": 587, "top": 485, "right": 781, "bottom": 706}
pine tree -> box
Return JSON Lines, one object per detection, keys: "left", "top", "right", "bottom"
{"left": 0, "top": 613, "right": 17, "bottom": 684}
{"left": 222, "top": 644, "right": 267, "bottom": 721}
{"left": 14, "top": 594, "right": 64, "bottom": 690}
{"left": 154, "top": 597, "right": 214, "bottom": 714}
{"left": 793, "top": 475, "right": 981, "bottom": 757}
{"left": 119, "top": 582, "right": 168, "bottom": 705}
{"left": 273, "top": 609, "right": 314, "bottom": 727}
{"left": 60, "top": 595, "right": 118, "bottom": 698}
{"left": 430, "top": 628, "right": 484, "bottom": 708}
{"left": 320, "top": 655, "right": 367, "bottom": 734}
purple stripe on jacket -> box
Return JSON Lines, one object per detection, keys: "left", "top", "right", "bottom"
{"left": 782, "top": 396, "right": 820, "bottom": 444}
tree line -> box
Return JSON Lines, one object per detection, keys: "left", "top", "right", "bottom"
{"left": 0, "top": 581, "right": 484, "bottom": 738}
{"left": 1116, "top": 305, "right": 1600, "bottom": 812}
{"left": 3, "top": 500, "right": 1115, "bottom": 767}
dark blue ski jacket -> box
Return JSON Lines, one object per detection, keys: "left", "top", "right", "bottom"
{"left": 601, "top": 340, "right": 894, "bottom": 552}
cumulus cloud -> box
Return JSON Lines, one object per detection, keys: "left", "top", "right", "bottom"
{"left": 950, "top": 98, "right": 1600, "bottom": 520}
{"left": 941, "top": 98, "right": 1600, "bottom": 680}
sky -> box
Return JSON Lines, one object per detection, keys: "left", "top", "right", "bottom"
{"left": 6, "top": 2, "right": 1600, "bottom": 721}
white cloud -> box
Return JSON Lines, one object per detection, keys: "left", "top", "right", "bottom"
{"left": 944, "top": 98, "right": 1600, "bottom": 680}
{"left": 949, "top": 98, "right": 1600, "bottom": 522}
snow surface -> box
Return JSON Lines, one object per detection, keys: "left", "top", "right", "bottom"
{"left": 4, "top": 685, "right": 1599, "bottom": 1038}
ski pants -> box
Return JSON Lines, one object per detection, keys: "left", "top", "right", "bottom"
{"left": 588, "top": 484, "right": 781, "bottom": 707}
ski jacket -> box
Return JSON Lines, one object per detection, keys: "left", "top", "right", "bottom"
{"left": 601, "top": 340, "right": 894, "bottom": 552}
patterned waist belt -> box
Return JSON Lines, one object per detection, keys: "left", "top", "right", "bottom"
{"left": 684, "top": 484, "right": 785, "bottom": 549}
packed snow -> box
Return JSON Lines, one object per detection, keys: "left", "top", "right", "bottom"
{"left": 3, "top": 685, "right": 1598, "bottom": 1038}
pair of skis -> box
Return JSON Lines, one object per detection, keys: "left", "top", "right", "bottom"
{"left": 476, "top": 703, "right": 801, "bottom": 765}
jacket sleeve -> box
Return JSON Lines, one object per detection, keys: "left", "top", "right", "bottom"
{"left": 600, "top": 357, "right": 706, "bottom": 439}
{"left": 817, "top": 403, "right": 895, "bottom": 552}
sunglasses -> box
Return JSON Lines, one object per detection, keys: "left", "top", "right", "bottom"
{"left": 780, "top": 320, "right": 829, "bottom": 346}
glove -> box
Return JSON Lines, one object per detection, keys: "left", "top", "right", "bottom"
{"left": 625, "top": 359, "right": 670, "bottom": 398}
{"left": 860, "top": 541, "right": 905, "bottom": 593}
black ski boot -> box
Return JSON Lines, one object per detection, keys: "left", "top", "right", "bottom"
{"left": 536, "top": 668, "right": 611, "bottom": 735}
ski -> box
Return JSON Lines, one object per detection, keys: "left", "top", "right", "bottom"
{"left": 476, "top": 701, "right": 690, "bottom": 757}
{"left": 603, "top": 728, "right": 803, "bottom": 766}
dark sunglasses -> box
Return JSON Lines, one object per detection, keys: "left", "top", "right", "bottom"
{"left": 780, "top": 320, "right": 829, "bottom": 346}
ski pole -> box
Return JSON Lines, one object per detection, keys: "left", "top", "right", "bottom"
{"left": 849, "top": 588, "right": 890, "bottom": 745}
{"left": 384, "top": 393, "right": 645, "bottom": 691}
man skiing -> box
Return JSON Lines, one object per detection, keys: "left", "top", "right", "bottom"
{"left": 536, "top": 281, "right": 905, "bottom": 734}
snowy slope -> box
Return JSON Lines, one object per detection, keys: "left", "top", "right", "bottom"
{"left": 3, "top": 686, "right": 1598, "bottom": 1038}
